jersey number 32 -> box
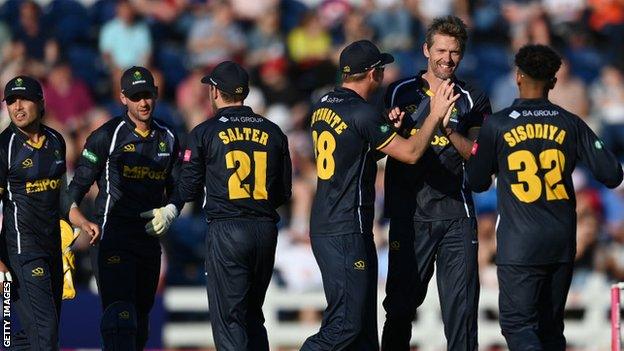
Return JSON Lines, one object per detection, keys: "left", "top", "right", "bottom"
{"left": 508, "top": 148, "right": 569, "bottom": 203}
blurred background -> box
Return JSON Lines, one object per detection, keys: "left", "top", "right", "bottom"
{"left": 0, "top": 0, "right": 622, "bottom": 349}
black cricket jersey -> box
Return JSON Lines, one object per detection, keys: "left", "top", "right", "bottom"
{"left": 466, "top": 98, "right": 623, "bottom": 265}
{"left": 0, "top": 124, "right": 66, "bottom": 254}
{"left": 310, "top": 87, "right": 397, "bottom": 236}
{"left": 67, "top": 113, "right": 179, "bottom": 236}
{"left": 383, "top": 73, "right": 491, "bottom": 221}
{"left": 171, "top": 105, "right": 292, "bottom": 222}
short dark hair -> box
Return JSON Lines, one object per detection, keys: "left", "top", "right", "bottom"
{"left": 425, "top": 16, "right": 468, "bottom": 54}
{"left": 515, "top": 44, "right": 562, "bottom": 81}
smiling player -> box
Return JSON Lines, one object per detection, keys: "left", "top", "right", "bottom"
{"left": 381, "top": 16, "right": 492, "bottom": 351}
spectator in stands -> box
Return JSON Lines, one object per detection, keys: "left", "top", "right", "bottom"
{"left": 43, "top": 61, "right": 94, "bottom": 132}
{"left": 13, "top": 1, "right": 58, "bottom": 64}
{"left": 590, "top": 65, "right": 624, "bottom": 159}
{"left": 176, "top": 68, "right": 214, "bottom": 131}
{"left": 186, "top": 0, "right": 245, "bottom": 69}
{"left": 99, "top": 0, "right": 152, "bottom": 99}
{"left": 99, "top": 0, "right": 152, "bottom": 70}
{"left": 550, "top": 60, "right": 589, "bottom": 119}
{"left": 245, "top": 9, "right": 285, "bottom": 68}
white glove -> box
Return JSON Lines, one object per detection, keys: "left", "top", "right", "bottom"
{"left": 0, "top": 271, "right": 12, "bottom": 283}
{"left": 140, "top": 204, "right": 178, "bottom": 237}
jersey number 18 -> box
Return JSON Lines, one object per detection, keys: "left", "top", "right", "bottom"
{"left": 312, "top": 130, "right": 336, "bottom": 180}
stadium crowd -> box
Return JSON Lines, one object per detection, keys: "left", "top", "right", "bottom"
{"left": 0, "top": 0, "right": 622, "bottom": 338}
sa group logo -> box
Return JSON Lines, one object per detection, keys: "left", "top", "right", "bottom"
{"left": 21, "top": 158, "right": 33, "bottom": 168}
{"left": 31, "top": 267, "right": 44, "bottom": 277}
{"left": 354, "top": 260, "right": 366, "bottom": 270}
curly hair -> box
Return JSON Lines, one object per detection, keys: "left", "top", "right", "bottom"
{"left": 425, "top": 16, "right": 468, "bottom": 54}
{"left": 515, "top": 44, "right": 562, "bottom": 81}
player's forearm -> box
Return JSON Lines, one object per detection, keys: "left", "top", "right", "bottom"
{"left": 447, "top": 131, "right": 474, "bottom": 160}
{"left": 68, "top": 205, "right": 90, "bottom": 228}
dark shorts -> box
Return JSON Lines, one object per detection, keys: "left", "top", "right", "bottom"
{"left": 382, "top": 217, "right": 479, "bottom": 351}
{"left": 204, "top": 219, "right": 278, "bottom": 351}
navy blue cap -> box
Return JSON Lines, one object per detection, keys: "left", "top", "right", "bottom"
{"left": 201, "top": 61, "right": 249, "bottom": 97}
{"left": 121, "top": 66, "right": 158, "bottom": 97}
{"left": 3, "top": 76, "right": 43, "bottom": 102}
{"left": 339, "top": 40, "right": 394, "bottom": 75}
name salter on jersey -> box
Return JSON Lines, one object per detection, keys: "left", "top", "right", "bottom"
{"left": 384, "top": 73, "right": 491, "bottom": 221}
{"left": 171, "top": 106, "right": 291, "bottom": 222}
{"left": 467, "top": 98, "right": 623, "bottom": 265}
{"left": 0, "top": 124, "right": 66, "bottom": 254}
{"left": 310, "top": 87, "right": 397, "bottom": 236}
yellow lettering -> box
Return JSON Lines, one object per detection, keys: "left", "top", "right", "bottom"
{"left": 504, "top": 132, "right": 516, "bottom": 147}
{"left": 517, "top": 125, "right": 527, "bottom": 141}
{"left": 335, "top": 122, "right": 348, "bottom": 135}
{"left": 549, "top": 125, "right": 558, "bottom": 140}
{"left": 526, "top": 124, "right": 535, "bottom": 139}
{"left": 554, "top": 130, "right": 566, "bottom": 145}
{"left": 243, "top": 128, "right": 252, "bottom": 140}
{"left": 219, "top": 131, "right": 230, "bottom": 145}
{"left": 227, "top": 128, "right": 237, "bottom": 142}
{"left": 259, "top": 132, "right": 269, "bottom": 146}
{"left": 252, "top": 129, "right": 260, "bottom": 143}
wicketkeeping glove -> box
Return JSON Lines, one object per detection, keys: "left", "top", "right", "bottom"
{"left": 60, "top": 219, "right": 79, "bottom": 300}
{"left": 140, "top": 204, "right": 179, "bottom": 237}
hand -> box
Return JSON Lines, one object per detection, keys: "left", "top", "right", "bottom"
{"left": 79, "top": 221, "right": 101, "bottom": 246}
{"left": 387, "top": 107, "right": 405, "bottom": 129}
{"left": 442, "top": 103, "right": 456, "bottom": 129}
{"left": 0, "top": 260, "right": 12, "bottom": 285}
{"left": 429, "top": 79, "right": 460, "bottom": 122}
{"left": 140, "top": 204, "right": 179, "bottom": 237}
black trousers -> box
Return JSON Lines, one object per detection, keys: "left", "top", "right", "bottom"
{"left": 497, "top": 263, "right": 573, "bottom": 351}
{"left": 204, "top": 219, "right": 278, "bottom": 351}
{"left": 7, "top": 251, "right": 63, "bottom": 351}
{"left": 301, "top": 233, "right": 378, "bottom": 351}
{"left": 382, "top": 217, "right": 479, "bottom": 351}
{"left": 92, "top": 221, "right": 161, "bottom": 350}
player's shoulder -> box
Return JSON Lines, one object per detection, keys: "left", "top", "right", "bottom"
{"left": 41, "top": 124, "right": 65, "bottom": 146}
{"left": 0, "top": 126, "right": 15, "bottom": 149}
{"left": 385, "top": 75, "right": 422, "bottom": 104}
{"left": 454, "top": 78, "right": 489, "bottom": 106}
{"left": 387, "top": 75, "right": 422, "bottom": 95}
{"left": 151, "top": 118, "right": 177, "bottom": 138}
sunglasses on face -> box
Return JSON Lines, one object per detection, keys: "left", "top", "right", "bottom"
{"left": 127, "top": 91, "right": 155, "bottom": 102}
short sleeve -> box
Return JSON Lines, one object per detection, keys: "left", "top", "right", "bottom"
{"left": 354, "top": 107, "right": 397, "bottom": 151}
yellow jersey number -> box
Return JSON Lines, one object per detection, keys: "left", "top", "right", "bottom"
{"left": 225, "top": 150, "right": 268, "bottom": 200}
{"left": 312, "top": 130, "right": 336, "bottom": 180}
{"left": 507, "top": 148, "right": 569, "bottom": 203}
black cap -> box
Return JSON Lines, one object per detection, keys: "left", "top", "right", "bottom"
{"left": 3, "top": 76, "right": 43, "bottom": 102}
{"left": 201, "top": 61, "right": 249, "bottom": 97}
{"left": 339, "top": 40, "right": 394, "bottom": 75}
{"left": 120, "top": 66, "right": 158, "bottom": 97}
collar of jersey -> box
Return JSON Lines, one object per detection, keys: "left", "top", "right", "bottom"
{"left": 334, "top": 86, "right": 366, "bottom": 102}
{"left": 10, "top": 123, "right": 47, "bottom": 149}
{"left": 215, "top": 105, "right": 253, "bottom": 116}
{"left": 512, "top": 98, "right": 549, "bottom": 107}
{"left": 122, "top": 112, "right": 154, "bottom": 139}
